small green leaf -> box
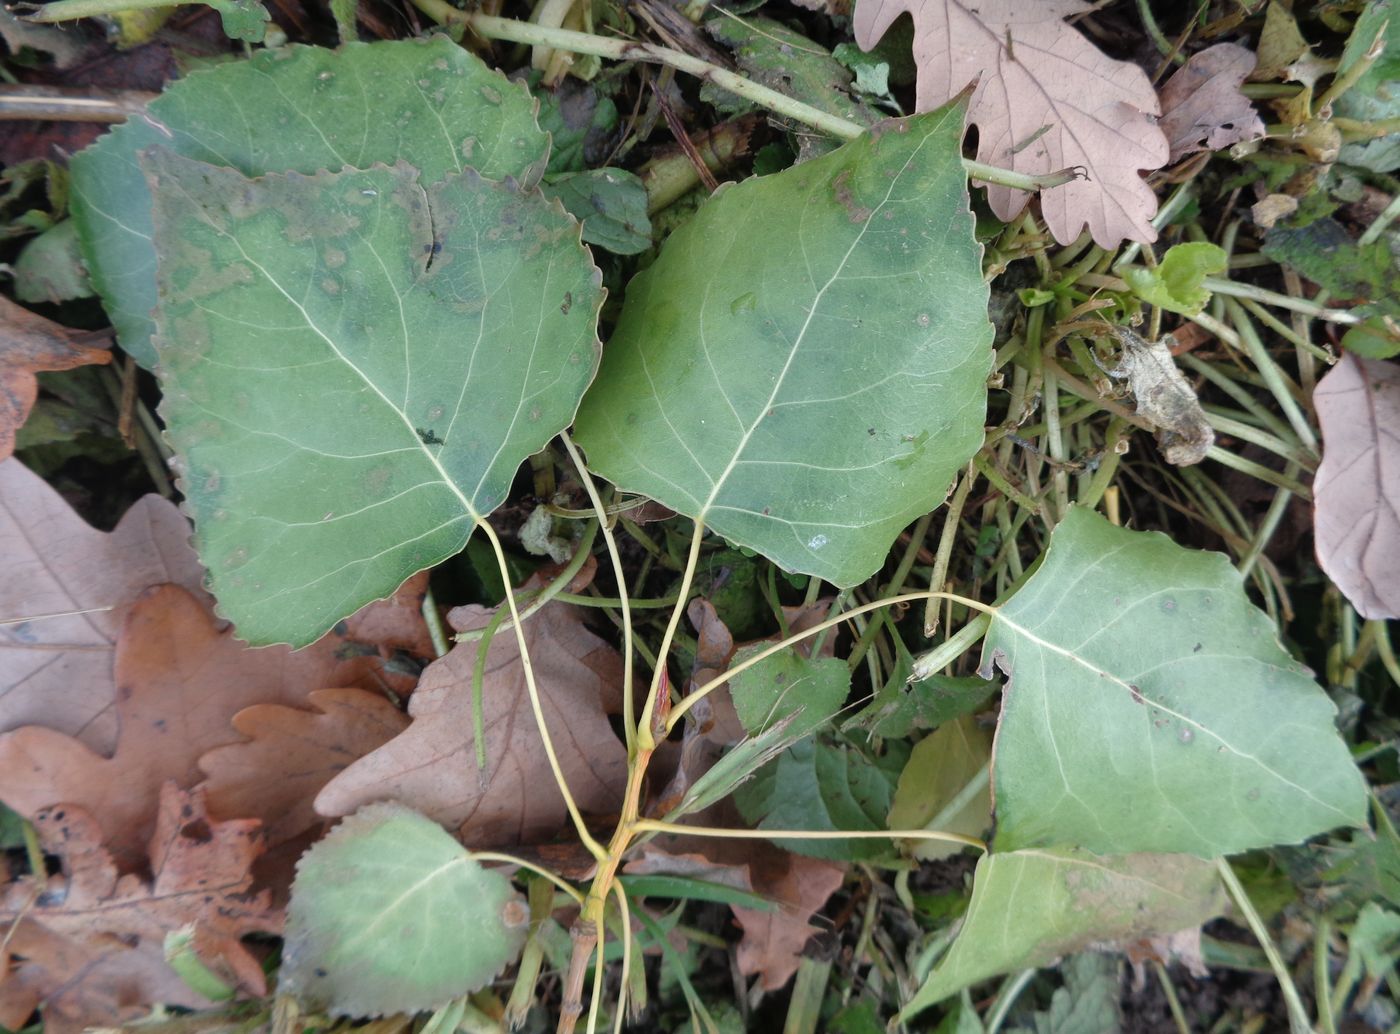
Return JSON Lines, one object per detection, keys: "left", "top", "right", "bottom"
{"left": 281, "top": 803, "right": 528, "bottom": 1017}
{"left": 1335, "top": 0, "right": 1400, "bottom": 172}
{"left": 734, "top": 737, "right": 905, "bottom": 861}
{"left": 70, "top": 38, "right": 549, "bottom": 367}
{"left": 146, "top": 152, "right": 601, "bottom": 646}
{"left": 542, "top": 168, "right": 653, "bottom": 255}
{"left": 1262, "top": 218, "right": 1400, "bottom": 320}
{"left": 206, "top": 0, "right": 270, "bottom": 41}
{"left": 13, "top": 219, "right": 92, "bottom": 305}
{"left": 900, "top": 848, "right": 1225, "bottom": 1018}
{"left": 729, "top": 643, "right": 850, "bottom": 737}
{"left": 164, "top": 926, "right": 237, "bottom": 1001}
{"left": 1342, "top": 316, "right": 1400, "bottom": 359}
{"left": 1123, "top": 242, "right": 1226, "bottom": 315}
{"left": 847, "top": 635, "right": 994, "bottom": 738}
{"left": 1004, "top": 953, "right": 1122, "bottom": 1034}
{"left": 574, "top": 102, "right": 993, "bottom": 588}
{"left": 887, "top": 714, "right": 991, "bottom": 860}
{"left": 986, "top": 506, "right": 1367, "bottom": 857}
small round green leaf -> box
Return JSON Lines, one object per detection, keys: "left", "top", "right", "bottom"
{"left": 729, "top": 644, "right": 850, "bottom": 737}
{"left": 281, "top": 803, "right": 528, "bottom": 1017}
{"left": 986, "top": 506, "right": 1367, "bottom": 857}
{"left": 573, "top": 101, "right": 992, "bottom": 587}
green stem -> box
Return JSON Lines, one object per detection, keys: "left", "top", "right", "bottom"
{"left": 1216, "top": 857, "right": 1315, "bottom": 1034}
{"left": 400, "top": 5, "right": 1078, "bottom": 194}
{"left": 454, "top": 518, "right": 599, "bottom": 642}
{"left": 1202, "top": 278, "right": 1362, "bottom": 325}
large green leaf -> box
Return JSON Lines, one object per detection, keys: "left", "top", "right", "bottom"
{"left": 282, "top": 803, "right": 528, "bottom": 1017}
{"left": 901, "top": 848, "right": 1225, "bottom": 1019}
{"left": 146, "top": 151, "right": 601, "bottom": 646}
{"left": 70, "top": 37, "right": 549, "bottom": 368}
{"left": 985, "top": 506, "right": 1367, "bottom": 857}
{"left": 572, "top": 102, "right": 992, "bottom": 588}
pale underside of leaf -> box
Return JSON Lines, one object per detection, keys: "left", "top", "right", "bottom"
{"left": 901, "top": 847, "right": 1225, "bottom": 1015}
{"left": 985, "top": 506, "right": 1366, "bottom": 858}
{"left": 69, "top": 37, "right": 549, "bottom": 367}
{"left": 1313, "top": 354, "right": 1400, "bottom": 619}
{"left": 281, "top": 803, "right": 526, "bottom": 1017}
{"left": 574, "top": 104, "right": 992, "bottom": 587}
{"left": 146, "top": 152, "right": 602, "bottom": 646}
{"left": 852, "top": 0, "right": 1168, "bottom": 246}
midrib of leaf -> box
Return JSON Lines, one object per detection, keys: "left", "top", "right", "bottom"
{"left": 336, "top": 854, "right": 470, "bottom": 952}
{"left": 696, "top": 111, "right": 953, "bottom": 522}
{"left": 1012, "top": 849, "right": 1202, "bottom": 900}
{"left": 989, "top": 604, "right": 1355, "bottom": 822}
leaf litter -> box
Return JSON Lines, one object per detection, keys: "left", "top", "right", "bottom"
{"left": 853, "top": 0, "right": 1169, "bottom": 245}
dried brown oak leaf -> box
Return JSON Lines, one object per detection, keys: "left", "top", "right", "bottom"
{"left": 627, "top": 834, "right": 844, "bottom": 989}
{"left": 0, "top": 783, "right": 281, "bottom": 1034}
{"left": 1, "top": 458, "right": 205, "bottom": 754}
{"left": 315, "top": 577, "right": 628, "bottom": 849}
{"left": 1158, "top": 43, "right": 1266, "bottom": 161}
{"left": 852, "top": 0, "right": 1168, "bottom": 246}
{"left": 0, "top": 296, "right": 110, "bottom": 464}
{"left": 0, "top": 583, "right": 426, "bottom": 869}
{"left": 198, "top": 688, "right": 410, "bottom": 848}
{"left": 1313, "top": 355, "right": 1400, "bottom": 619}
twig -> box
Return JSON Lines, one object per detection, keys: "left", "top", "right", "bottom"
{"left": 0, "top": 84, "right": 155, "bottom": 121}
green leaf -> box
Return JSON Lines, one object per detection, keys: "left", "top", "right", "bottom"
{"left": 1262, "top": 218, "right": 1400, "bottom": 320}
{"left": 985, "top": 506, "right": 1367, "bottom": 857}
{"left": 12, "top": 219, "right": 92, "bottom": 305}
{"left": 282, "top": 803, "right": 528, "bottom": 1016}
{"left": 146, "top": 152, "right": 601, "bottom": 646}
{"left": 900, "top": 848, "right": 1225, "bottom": 1018}
{"left": 70, "top": 38, "right": 549, "bottom": 368}
{"left": 734, "top": 737, "right": 904, "bottom": 861}
{"left": 704, "top": 13, "right": 876, "bottom": 154}
{"left": 1123, "top": 242, "right": 1226, "bottom": 316}
{"left": 847, "top": 635, "right": 994, "bottom": 738}
{"left": 542, "top": 168, "right": 653, "bottom": 255}
{"left": 1005, "top": 953, "right": 1122, "bottom": 1034}
{"left": 573, "top": 103, "right": 993, "bottom": 588}
{"left": 1335, "top": 0, "right": 1400, "bottom": 172}
{"left": 729, "top": 643, "right": 850, "bottom": 737}
{"left": 618, "top": 874, "right": 780, "bottom": 911}
{"left": 1342, "top": 316, "right": 1400, "bottom": 359}
{"left": 206, "top": 0, "right": 270, "bottom": 41}
{"left": 887, "top": 714, "right": 991, "bottom": 860}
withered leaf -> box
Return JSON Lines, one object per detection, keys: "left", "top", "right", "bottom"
{"left": 1107, "top": 328, "right": 1214, "bottom": 465}
{"left": 0, "top": 296, "right": 110, "bottom": 464}
{"left": 0, "top": 583, "right": 425, "bottom": 868}
{"left": 1, "top": 458, "right": 205, "bottom": 754}
{"left": 0, "top": 784, "right": 280, "bottom": 1034}
{"left": 315, "top": 583, "right": 628, "bottom": 848}
{"left": 1313, "top": 355, "right": 1400, "bottom": 619}
{"left": 1158, "top": 43, "right": 1266, "bottom": 161}
{"left": 198, "top": 688, "right": 410, "bottom": 847}
{"left": 852, "top": 0, "right": 1168, "bottom": 246}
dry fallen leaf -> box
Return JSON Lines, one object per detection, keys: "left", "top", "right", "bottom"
{"left": 0, "top": 583, "right": 426, "bottom": 868}
{"left": 0, "top": 297, "right": 111, "bottom": 463}
{"left": 0, "top": 458, "right": 206, "bottom": 753}
{"left": 732, "top": 854, "right": 845, "bottom": 989}
{"left": 622, "top": 834, "right": 845, "bottom": 990}
{"left": 1313, "top": 355, "right": 1400, "bottom": 619}
{"left": 198, "top": 688, "right": 411, "bottom": 847}
{"left": 1158, "top": 43, "right": 1266, "bottom": 161}
{"left": 315, "top": 579, "right": 628, "bottom": 848}
{"left": 1107, "top": 327, "right": 1215, "bottom": 465}
{"left": 852, "top": 0, "right": 1168, "bottom": 246}
{"left": 0, "top": 784, "right": 281, "bottom": 1034}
